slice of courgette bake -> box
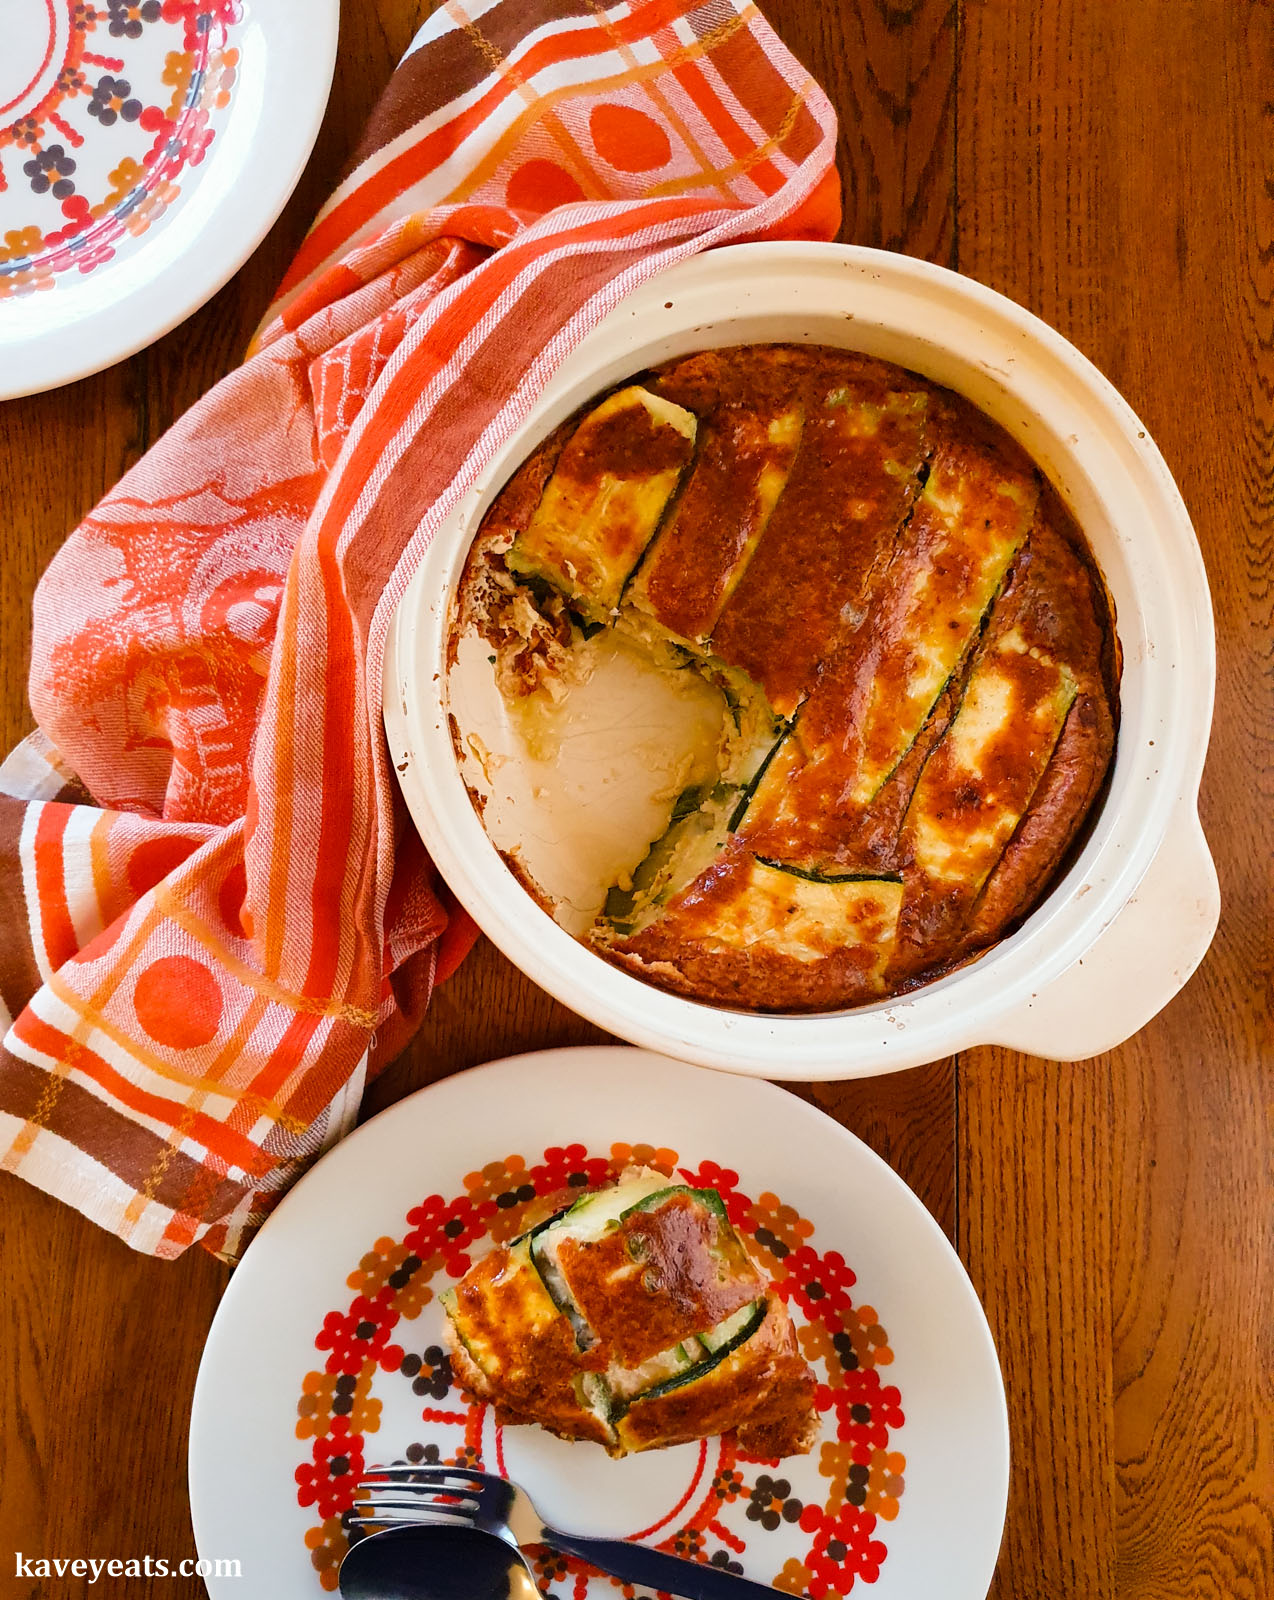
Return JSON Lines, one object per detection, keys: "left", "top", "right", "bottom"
{"left": 440, "top": 1167, "right": 818, "bottom": 1457}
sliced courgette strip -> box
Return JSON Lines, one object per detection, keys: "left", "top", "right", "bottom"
{"left": 726, "top": 725, "right": 793, "bottom": 833}
{"left": 696, "top": 1298, "right": 766, "bottom": 1357}
{"left": 603, "top": 1336, "right": 706, "bottom": 1406}
{"left": 630, "top": 401, "right": 804, "bottom": 643}
{"left": 529, "top": 1231, "right": 596, "bottom": 1350}
{"left": 765, "top": 431, "right": 1037, "bottom": 826}
{"left": 574, "top": 1371, "right": 616, "bottom": 1428}
{"left": 509, "top": 1201, "right": 573, "bottom": 1249}
{"left": 527, "top": 1168, "right": 672, "bottom": 1349}
{"left": 604, "top": 786, "right": 735, "bottom": 935}
{"left": 677, "top": 855, "right": 904, "bottom": 973}
{"left": 709, "top": 382, "right": 930, "bottom": 718}
{"left": 593, "top": 1300, "right": 768, "bottom": 1427}
{"left": 904, "top": 628, "right": 1078, "bottom": 890}
{"left": 440, "top": 1236, "right": 568, "bottom": 1380}
{"left": 845, "top": 465, "right": 1035, "bottom": 803}
{"left": 507, "top": 386, "right": 697, "bottom": 623}
{"left": 728, "top": 726, "right": 804, "bottom": 835}
{"left": 632, "top": 1300, "right": 766, "bottom": 1406}
{"left": 598, "top": 675, "right": 786, "bottom": 937}
{"left": 619, "top": 1184, "right": 728, "bottom": 1223}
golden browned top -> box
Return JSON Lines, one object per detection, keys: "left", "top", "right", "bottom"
{"left": 682, "top": 354, "right": 931, "bottom": 717}
{"left": 612, "top": 1297, "right": 814, "bottom": 1457}
{"left": 556, "top": 1190, "right": 763, "bottom": 1367}
{"left": 445, "top": 1239, "right": 613, "bottom": 1447}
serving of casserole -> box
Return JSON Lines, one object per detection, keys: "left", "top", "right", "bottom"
{"left": 442, "top": 1165, "right": 818, "bottom": 1458}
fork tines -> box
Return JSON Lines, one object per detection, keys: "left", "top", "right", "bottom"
{"left": 353, "top": 1463, "right": 493, "bottom": 1528}
{"left": 355, "top": 1492, "right": 480, "bottom": 1509}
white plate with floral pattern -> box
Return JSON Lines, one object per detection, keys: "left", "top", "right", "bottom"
{"left": 188, "top": 1048, "right": 1008, "bottom": 1599}
{"left": 0, "top": 0, "right": 337, "bottom": 398}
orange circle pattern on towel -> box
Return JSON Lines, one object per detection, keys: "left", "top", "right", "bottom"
{"left": 505, "top": 158, "right": 589, "bottom": 213}
{"left": 133, "top": 954, "right": 223, "bottom": 1050}
{"left": 589, "top": 103, "right": 674, "bottom": 171}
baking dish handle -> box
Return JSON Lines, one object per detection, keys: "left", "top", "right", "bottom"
{"left": 984, "top": 804, "right": 1219, "bottom": 1063}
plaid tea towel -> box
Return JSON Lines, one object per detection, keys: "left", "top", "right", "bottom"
{"left": 0, "top": 0, "right": 838, "bottom": 1260}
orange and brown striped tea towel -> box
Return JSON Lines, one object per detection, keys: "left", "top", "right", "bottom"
{"left": 0, "top": 0, "right": 838, "bottom": 1260}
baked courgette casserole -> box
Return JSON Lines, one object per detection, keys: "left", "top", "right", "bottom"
{"left": 452, "top": 344, "right": 1120, "bottom": 1012}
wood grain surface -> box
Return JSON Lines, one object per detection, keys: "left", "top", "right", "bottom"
{"left": 0, "top": 3, "right": 1269, "bottom": 1598}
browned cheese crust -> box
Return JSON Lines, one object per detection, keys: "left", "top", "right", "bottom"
{"left": 444, "top": 1245, "right": 614, "bottom": 1448}
{"left": 613, "top": 1297, "right": 818, "bottom": 1457}
{"left": 555, "top": 1190, "right": 763, "bottom": 1367}
{"left": 600, "top": 838, "right": 903, "bottom": 1012}
{"left": 951, "top": 489, "right": 1120, "bottom": 960}
{"left": 703, "top": 354, "right": 930, "bottom": 717}
{"left": 459, "top": 345, "right": 1120, "bottom": 1012}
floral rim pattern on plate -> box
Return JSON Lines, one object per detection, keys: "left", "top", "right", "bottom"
{"left": 293, "top": 1142, "right": 908, "bottom": 1598}
{"left": 0, "top": 1, "right": 241, "bottom": 297}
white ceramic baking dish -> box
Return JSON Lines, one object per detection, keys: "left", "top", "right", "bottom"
{"left": 384, "top": 242, "right": 1219, "bottom": 1080}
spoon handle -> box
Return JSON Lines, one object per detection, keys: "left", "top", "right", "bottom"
{"left": 541, "top": 1529, "right": 780, "bottom": 1599}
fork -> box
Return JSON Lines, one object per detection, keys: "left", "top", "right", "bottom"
{"left": 350, "top": 1464, "right": 783, "bottom": 1599}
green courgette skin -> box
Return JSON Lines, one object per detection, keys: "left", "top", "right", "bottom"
{"left": 510, "top": 1202, "right": 573, "bottom": 1248}
{"left": 726, "top": 727, "right": 789, "bottom": 833}
{"left": 753, "top": 856, "right": 904, "bottom": 886}
{"left": 528, "top": 1233, "right": 593, "bottom": 1350}
{"left": 619, "top": 1184, "right": 728, "bottom": 1223}
{"left": 610, "top": 1299, "right": 767, "bottom": 1416}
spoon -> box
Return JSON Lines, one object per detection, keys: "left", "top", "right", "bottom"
{"left": 339, "top": 1524, "right": 542, "bottom": 1600}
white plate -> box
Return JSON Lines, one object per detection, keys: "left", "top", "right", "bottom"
{"left": 0, "top": 0, "right": 338, "bottom": 398}
{"left": 189, "top": 1048, "right": 1008, "bottom": 1598}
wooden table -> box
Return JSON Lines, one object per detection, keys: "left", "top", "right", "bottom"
{"left": 1, "top": 3, "right": 1269, "bottom": 1596}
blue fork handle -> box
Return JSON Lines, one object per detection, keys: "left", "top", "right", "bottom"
{"left": 540, "top": 1529, "right": 779, "bottom": 1600}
